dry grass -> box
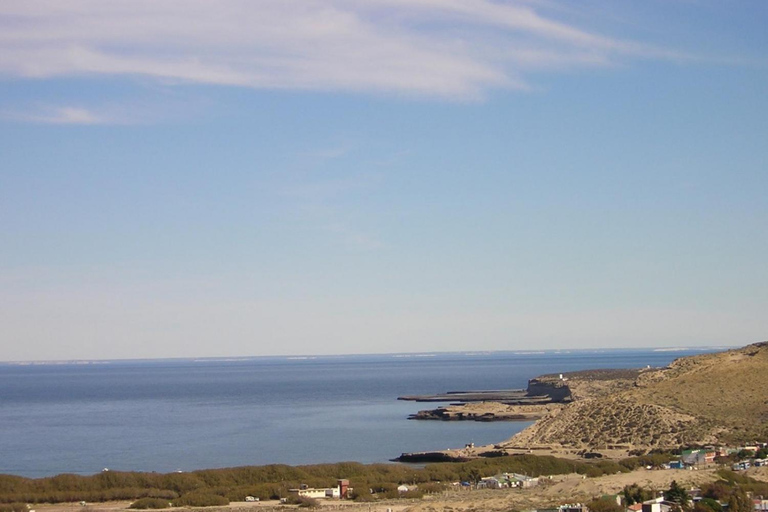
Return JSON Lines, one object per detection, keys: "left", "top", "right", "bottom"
{"left": 632, "top": 343, "right": 768, "bottom": 443}
{"left": 502, "top": 342, "right": 768, "bottom": 453}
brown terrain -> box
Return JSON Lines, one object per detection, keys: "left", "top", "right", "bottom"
{"left": 504, "top": 342, "right": 768, "bottom": 454}
{"left": 401, "top": 342, "right": 768, "bottom": 461}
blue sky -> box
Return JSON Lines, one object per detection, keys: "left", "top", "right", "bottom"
{"left": 1, "top": 0, "right": 766, "bottom": 361}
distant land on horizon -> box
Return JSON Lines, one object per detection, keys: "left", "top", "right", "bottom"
{"left": 0, "top": 344, "right": 738, "bottom": 365}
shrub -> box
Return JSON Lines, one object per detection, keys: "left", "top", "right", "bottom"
{"left": 129, "top": 498, "right": 171, "bottom": 509}
{"left": 586, "top": 498, "right": 624, "bottom": 512}
{"left": 704, "top": 472, "right": 768, "bottom": 502}
{"left": 296, "top": 496, "right": 319, "bottom": 508}
{"left": 728, "top": 489, "right": 754, "bottom": 512}
{"left": 352, "top": 491, "right": 375, "bottom": 502}
{"left": 172, "top": 492, "right": 229, "bottom": 507}
{"left": 0, "top": 503, "right": 28, "bottom": 512}
{"left": 0, "top": 454, "right": 641, "bottom": 506}
{"left": 400, "top": 489, "right": 424, "bottom": 500}
{"left": 701, "top": 481, "right": 731, "bottom": 501}
{"left": 419, "top": 482, "right": 447, "bottom": 494}
{"left": 620, "top": 452, "right": 675, "bottom": 470}
{"left": 623, "top": 484, "right": 653, "bottom": 505}
{"left": 694, "top": 498, "right": 722, "bottom": 512}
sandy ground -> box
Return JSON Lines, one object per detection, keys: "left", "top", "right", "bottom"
{"left": 747, "top": 466, "right": 768, "bottom": 482}
{"left": 31, "top": 500, "right": 412, "bottom": 512}
{"left": 404, "top": 467, "right": 721, "bottom": 512}
{"left": 29, "top": 467, "right": 725, "bottom": 512}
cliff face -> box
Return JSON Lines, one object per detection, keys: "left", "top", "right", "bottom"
{"left": 400, "top": 376, "right": 577, "bottom": 405}
{"left": 503, "top": 342, "right": 768, "bottom": 451}
{"left": 526, "top": 378, "right": 573, "bottom": 402}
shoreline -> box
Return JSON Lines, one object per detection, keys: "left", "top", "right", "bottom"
{"left": 5, "top": 351, "right": 736, "bottom": 478}
{"left": 406, "top": 402, "right": 562, "bottom": 422}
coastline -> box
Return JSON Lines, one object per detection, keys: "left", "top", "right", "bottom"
{"left": 0, "top": 348, "right": 723, "bottom": 478}
{"left": 406, "top": 402, "right": 562, "bottom": 422}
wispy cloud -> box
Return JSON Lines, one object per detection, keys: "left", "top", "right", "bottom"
{"left": 3, "top": 103, "right": 145, "bottom": 125}
{"left": 0, "top": 0, "right": 680, "bottom": 100}
{"left": 24, "top": 106, "right": 105, "bottom": 125}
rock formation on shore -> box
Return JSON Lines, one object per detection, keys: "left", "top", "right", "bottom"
{"left": 408, "top": 402, "right": 562, "bottom": 421}
{"left": 400, "top": 374, "right": 574, "bottom": 421}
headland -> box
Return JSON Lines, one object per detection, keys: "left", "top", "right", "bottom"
{"left": 396, "top": 342, "right": 768, "bottom": 463}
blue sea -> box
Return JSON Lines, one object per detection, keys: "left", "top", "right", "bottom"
{"left": 0, "top": 348, "right": 719, "bottom": 478}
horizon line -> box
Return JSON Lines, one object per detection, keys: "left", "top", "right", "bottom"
{"left": 0, "top": 344, "right": 745, "bottom": 366}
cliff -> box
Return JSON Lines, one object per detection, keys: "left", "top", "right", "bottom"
{"left": 401, "top": 376, "right": 573, "bottom": 422}
{"left": 399, "top": 375, "right": 575, "bottom": 405}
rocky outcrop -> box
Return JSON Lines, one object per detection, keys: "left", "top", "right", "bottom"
{"left": 392, "top": 451, "right": 472, "bottom": 463}
{"left": 399, "top": 376, "right": 574, "bottom": 405}
{"left": 526, "top": 377, "right": 573, "bottom": 402}
{"left": 408, "top": 402, "right": 562, "bottom": 422}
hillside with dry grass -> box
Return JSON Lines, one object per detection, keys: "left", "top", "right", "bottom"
{"left": 502, "top": 342, "right": 768, "bottom": 453}
{"left": 632, "top": 342, "right": 768, "bottom": 444}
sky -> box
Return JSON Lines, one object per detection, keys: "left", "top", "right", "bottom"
{"left": 1, "top": 0, "right": 767, "bottom": 361}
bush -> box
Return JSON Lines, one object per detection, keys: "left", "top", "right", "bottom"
{"left": 694, "top": 498, "right": 722, "bottom": 512}
{"left": 172, "top": 493, "right": 229, "bottom": 507}
{"left": 623, "top": 484, "right": 653, "bottom": 505}
{"left": 296, "top": 496, "right": 319, "bottom": 508}
{"left": 0, "top": 503, "right": 28, "bottom": 512}
{"left": 400, "top": 489, "right": 424, "bottom": 500}
{"left": 352, "top": 492, "right": 375, "bottom": 502}
{"left": 620, "top": 452, "right": 675, "bottom": 470}
{"left": 419, "top": 482, "right": 447, "bottom": 494}
{"left": 704, "top": 471, "right": 768, "bottom": 502}
{"left": 586, "top": 498, "right": 624, "bottom": 512}
{"left": 129, "top": 498, "right": 171, "bottom": 509}
{"left": 702, "top": 481, "right": 732, "bottom": 501}
{"left": 0, "top": 454, "right": 641, "bottom": 506}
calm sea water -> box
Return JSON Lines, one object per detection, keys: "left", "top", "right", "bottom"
{"left": 0, "top": 348, "right": 717, "bottom": 478}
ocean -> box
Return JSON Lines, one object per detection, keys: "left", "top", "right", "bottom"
{"left": 0, "top": 348, "right": 717, "bottom": 478}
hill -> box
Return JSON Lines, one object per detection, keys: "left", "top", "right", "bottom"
{"left": 501, "top": 342, "right": 768, "bottom": 454}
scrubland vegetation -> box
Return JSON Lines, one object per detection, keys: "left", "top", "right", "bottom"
{"left": 0, "top": 454, "right": 659, "bottom": 505}
{"left": 1, "top": 455, "right": 765, "bottom": 510}
{"left": 128, "top": 497, "right": 171, "bottom": 509}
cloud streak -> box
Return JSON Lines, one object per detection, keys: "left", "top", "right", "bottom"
{"left": 20, "top": 106, "right": 106, "bottom": 125}
{"left": 1, "top": 101, "right": 168, "bottom": 125}
{"left": 0, "top": 0, "right": 676, "bottom": 100}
